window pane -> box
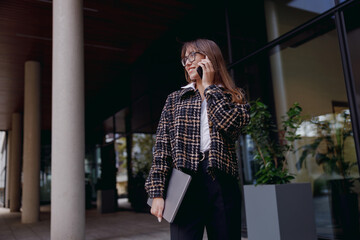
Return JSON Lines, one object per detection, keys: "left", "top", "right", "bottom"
{"left": 236, "top": 13, "right": 360, "bottom": 239}
{"left": 264, "top": 0, "right": 335, "bottom": 41}
{"left": 344, "top": 1, "right": 360, "bottom": 130}
{"left": 115, "top": 136, "right": 128, "bottom": 197}
{"left": 130, "top": 133, "right": 155, "bottom": 211}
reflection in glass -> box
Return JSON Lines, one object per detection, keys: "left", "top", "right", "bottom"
{"left": 131, "top": 133, "right": 155, "bottom": 181}
{"left": 264, "top": 0, "right": 335, "bottom": 41}
{"left": 269, "top": 23, "right": 359, "bottom": 238}
{"left": 40, "top": 142, "right": 51, "bottom": 204}
{"left": 239, "top": 10, "right": 360, "bottom": 238}
{"left": 84, "top": 147, "right": 99, "bottom": 208}
{"left": 115, "top": 136, "right": 128, "bottom": 198}
{"left": 286, "top": 0, "right": 335, "bottom": 14}
{"left": 344, "top": 1, "right": 360, "bottom": 133}
{"left": 129, "top": 133, "right": 155, "bottom": 211}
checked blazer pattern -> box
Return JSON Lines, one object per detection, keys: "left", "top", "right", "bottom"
{"left": 145, "top": 85, "right": 250, "bottom": 198}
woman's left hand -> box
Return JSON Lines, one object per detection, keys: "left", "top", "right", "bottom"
{"left": 198, "top": 55, "right": 215, "bottom": 88}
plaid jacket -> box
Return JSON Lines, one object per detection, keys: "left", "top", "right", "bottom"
{"left": 145, "top": 85, "right": 250, "bottom": 198}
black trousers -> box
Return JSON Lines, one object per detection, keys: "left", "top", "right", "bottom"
{"left": 170, "top": 154, "right": 242, "bottom": 240}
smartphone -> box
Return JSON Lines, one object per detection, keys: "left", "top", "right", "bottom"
{"left": 196, "top": 66, "right": 203, "bottom": 79}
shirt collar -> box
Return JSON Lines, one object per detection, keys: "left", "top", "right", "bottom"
{"left": 179, "top": 82, "right": 224, "bottom": 98}
{"left": 181, "top": 82, "right": 196, "bottom": 90}
{"left": 181, "top": 82, "right": 224, "bottom": 89}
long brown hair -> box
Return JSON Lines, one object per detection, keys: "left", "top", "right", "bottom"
{"left": 181, "top": 39, "right": 246, "bottom": 104}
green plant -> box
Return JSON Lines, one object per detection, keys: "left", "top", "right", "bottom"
{"left": 296, "top": 111, "right": 356, "bottom": 193}
{"left": 243, "top": 99, "right": 303, "bottom": 184}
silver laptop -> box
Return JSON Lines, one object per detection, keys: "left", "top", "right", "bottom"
{"left": 147, "top": 168, "right": 192, "bottom": 223}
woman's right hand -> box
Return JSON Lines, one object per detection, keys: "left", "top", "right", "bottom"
{"left": 150, "top": 197, "right": 164, "bottom": 222}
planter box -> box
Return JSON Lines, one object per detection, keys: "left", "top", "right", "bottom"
{"left": 244, "top": 183, "right": 316, "bottom": 240}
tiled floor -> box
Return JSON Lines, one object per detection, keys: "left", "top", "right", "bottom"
{"left": 0, "top": 200, "right": 247, "bottom": 240}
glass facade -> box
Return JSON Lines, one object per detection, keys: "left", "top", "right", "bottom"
{"left": 270, "top": 26, "right": 359, "bottom": 239}
{"left": 344, "top": 1, "right": 360, "bottom": 128}
{"left": 88, "top": 109, "right": 156, "bottom": 210}
{"left": 84, "top": 146, "right": 100, "bottom": 206}
{"left": 115, "top": 135, "right": 128, "bottom": 198}
{"left": 265, "top": 0, "right": 335, "bottom": 41}
{"left": 235, "top": 1, "right": 360, "bottom": 239}
{"left": 131, "top": 133, "right": 155, "bottom": 182}
{"left": 40, "top": 143, "right": 51, "bottom": 204}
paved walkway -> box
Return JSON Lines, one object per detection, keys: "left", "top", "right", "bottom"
{"left": 0, "top": 200, "right": 247, "bottom": 240}
{"left": 0, "top": 205, "right": 168, "bottom": 240}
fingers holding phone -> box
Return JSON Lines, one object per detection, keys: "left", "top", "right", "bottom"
{"left": 197, "top": 55, "right": 214, "bottom": 86}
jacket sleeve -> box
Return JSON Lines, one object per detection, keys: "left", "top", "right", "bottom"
{"left": 205, "top": 85, "right": 250, "bottom": 142}
{"left": 145, "top": 96, "right": 172, "bottom": 199}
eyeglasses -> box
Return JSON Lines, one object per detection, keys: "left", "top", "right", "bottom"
{"left": 181, "top": 51, "right": 202, "bottom": 66}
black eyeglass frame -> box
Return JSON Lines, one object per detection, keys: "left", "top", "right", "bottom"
{"left": 181, "top": 51, "right": 203, "bottom": 66}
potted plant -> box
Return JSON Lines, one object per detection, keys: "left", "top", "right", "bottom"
{"left": 242, "top": 99, "right": 317, "bottom": 240}
{"left": 296, "top": 111, "right": 359, "bottom": 238}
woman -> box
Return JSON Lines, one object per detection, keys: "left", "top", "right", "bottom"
{"left": 145, "top": 39, "right": 250, "bottom": 239}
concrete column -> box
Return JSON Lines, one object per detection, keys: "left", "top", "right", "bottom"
{"left": 51, "top": 0, "right": 85, "bottom": 239}
{"left": 264, "top": 0, "right": 298, "bottom": 175}
{"left": 5, "top": 130, "right": 11, "bottom": 208}
{"left": 21, "top": 61, "right": 41, "bottom": 223}
{"left": 264, "top": 0, "right": 288, "bottom": 125}
{"left": 9, "top": 114, "right": 22, "bottom": 212}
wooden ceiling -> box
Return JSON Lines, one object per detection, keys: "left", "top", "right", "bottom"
{"left": 0, "top": 0, "right": 195, "bottom": 131}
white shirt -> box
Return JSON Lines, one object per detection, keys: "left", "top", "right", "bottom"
{"left": 181, "top": 83, "right": 211, "bottom": 152}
